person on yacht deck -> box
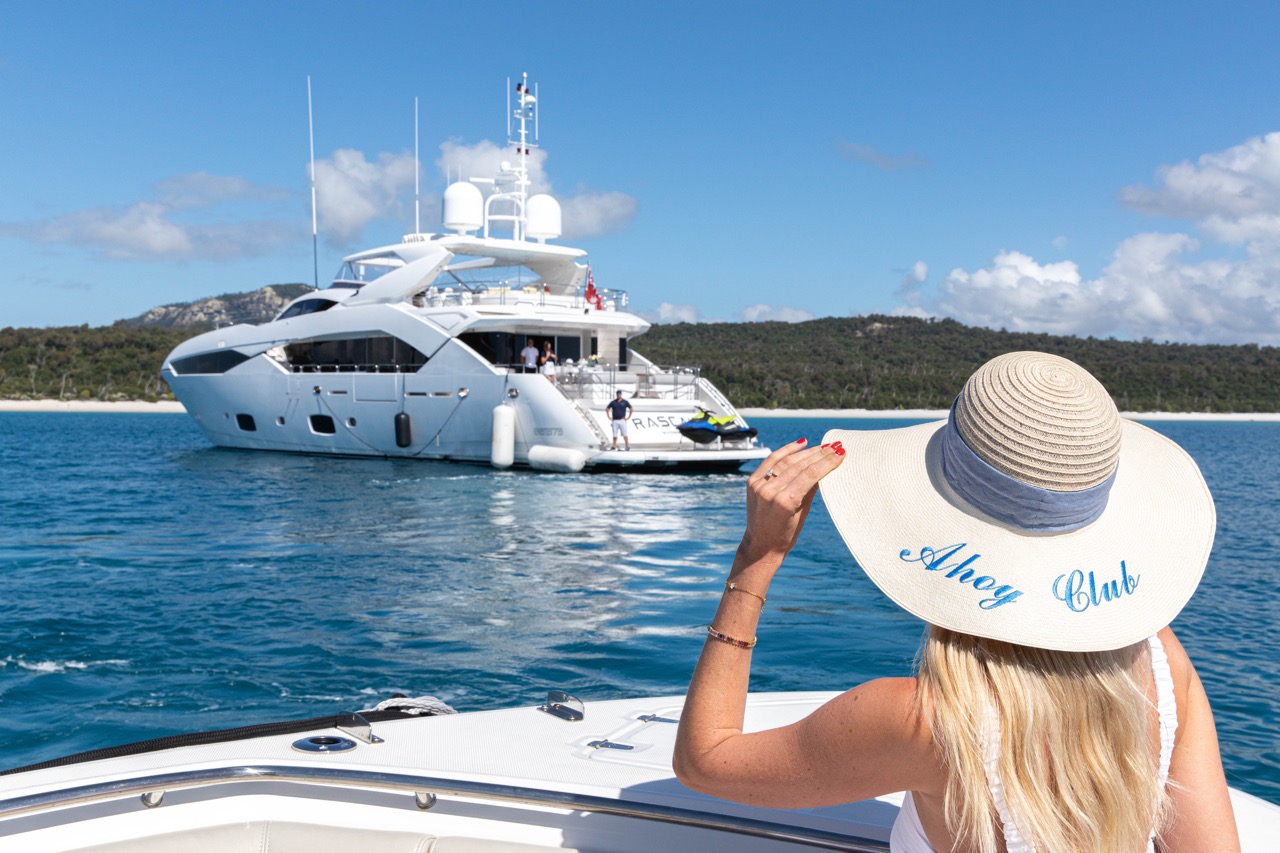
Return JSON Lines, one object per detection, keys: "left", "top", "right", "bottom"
{"left": 674, "top": 351, "right": 1238, "bottom": 853}
{"left": 520, "top": 338, "right": 539, "bottom": 373}
{"left": 539, "top": 340, "right": 558, "bottom": 381}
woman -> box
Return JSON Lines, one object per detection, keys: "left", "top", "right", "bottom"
{"left": 674, "top": 352, "right": 1238, "bottom": 852}
{"left": 539, "top": 340, "right": 557, "bottom": 381}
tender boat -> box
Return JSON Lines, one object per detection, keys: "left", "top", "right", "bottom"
{"left": 162, "top": 75, "right": 768, "bottom": 473}
{"left": 1, "top": 690, "right": 1276, "bottom": 852}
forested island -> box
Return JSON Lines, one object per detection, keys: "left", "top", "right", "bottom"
{"left": 2, "top": 286, "right": 1278, "bottom": 412}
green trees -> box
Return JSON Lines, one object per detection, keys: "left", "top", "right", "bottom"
{"left": 0, "top": 325, "right": 201, "bottom": 401}
{"left": 3, "top": 311, "right": 1278, "bottom": 411}
{"left": 638, "top": 315, "right": 1280, "bottom": 412}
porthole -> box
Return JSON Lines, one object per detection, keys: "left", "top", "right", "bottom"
{"left": 235, "top": 414, "right": 257, "bottom": 432}
{"left": 346, "top": 417, "right": 357, "bottom": 427}
{"left": 276, "top": 417, "right": 286, "bottom": 426}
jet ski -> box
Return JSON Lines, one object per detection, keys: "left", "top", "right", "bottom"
{"left": 677, "top": 408, "right": 759, "bottom": 444}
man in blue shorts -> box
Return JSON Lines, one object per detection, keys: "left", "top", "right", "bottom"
{"left": 606, "top": 390, "right": 632, "bottom": 450}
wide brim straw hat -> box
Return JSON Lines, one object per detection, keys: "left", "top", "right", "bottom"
{"left": 817, "top": 351, "right": 1215, "bottom": 652}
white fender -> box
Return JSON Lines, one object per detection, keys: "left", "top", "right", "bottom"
{"left": 491, "top": 405, "right": 515, "bottom": 468}
{"left": 528, "top": 445, "right": 587, "bottom": 473}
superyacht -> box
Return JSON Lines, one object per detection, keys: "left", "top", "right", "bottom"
{"left": 163, "top": 75, "right": 767, "bottom": 472}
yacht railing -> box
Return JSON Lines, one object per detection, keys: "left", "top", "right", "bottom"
{"left": 0, "top": 764, "right": 888, "bottom": 852}
{"left": 545, "top": 364, "right": 703, "bottom": 401}
{"left": 412, "top": 286, "right": 629, "bottom": 312}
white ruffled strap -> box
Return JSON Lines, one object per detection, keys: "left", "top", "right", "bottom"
{"left": 1146, "top": 634, "right": 1179, "bottom": 852}
{"left": 981, "top": 703, "right": 1035, "bottom": 852}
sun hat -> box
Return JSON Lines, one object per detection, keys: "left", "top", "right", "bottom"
{"left": 817, "top": 351, "right": 1215, "bottom": 652}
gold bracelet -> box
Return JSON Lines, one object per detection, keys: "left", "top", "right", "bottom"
{"left": 725, "top": 581, "right": 766, "bottom": 608}
{"left": 707, "top": 624, "right": 757, "bottom": 649}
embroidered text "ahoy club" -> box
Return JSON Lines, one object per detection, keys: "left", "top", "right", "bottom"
{"left": 898, "top": 544, "right": 1023, "bottom": 609}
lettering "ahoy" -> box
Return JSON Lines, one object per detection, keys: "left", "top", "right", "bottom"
{"left": 898, "top": 543, "right": 1023, "bottom": 610}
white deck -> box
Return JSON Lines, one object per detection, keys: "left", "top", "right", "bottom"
{"left": 0, "top": 692, "right": 1275, "bottom": 852}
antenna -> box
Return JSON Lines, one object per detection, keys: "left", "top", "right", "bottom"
{"left": 414, "top": 96, "right": 421, "bottom": 235}
{"left": 506, "top": 76, "right": 511, "bottom": 141}
{"left": 534, "top": 82, "right": 539, "bottom": 143}
{"left": 307, "top": 76, "right": 318, "bottom": 289}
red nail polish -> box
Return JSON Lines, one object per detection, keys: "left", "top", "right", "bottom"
{"left": 835, "top": 446, "right": 846, "bottom": 456}
{"left": 820, "top": 443, "right": 831, "bottom": 448}
{"left": 796, "top": 437, "right": 807, "bottom": 444}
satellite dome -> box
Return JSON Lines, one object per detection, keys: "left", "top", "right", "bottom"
{"left": 525, "top": 194, "right": 562, "bottom": 242}
{"left": 443, "top": 182, "right": 483, "bottom": 234}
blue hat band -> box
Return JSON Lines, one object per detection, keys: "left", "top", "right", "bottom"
{"left": 939, "top": 405, "right": 1116, "bottom": 533}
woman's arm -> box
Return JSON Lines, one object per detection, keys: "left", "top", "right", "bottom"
{"left": 673, "top": 439, "right": 937, "bottom": 808}
{"left": 1158, "top": 627, "right": 1240, "bottom": 852}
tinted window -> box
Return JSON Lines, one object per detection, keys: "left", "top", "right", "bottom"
{"left": 236, "top": 414, "right": 256, "bottom": 432}
{"left": 170, "top": 350, "right": 251, "bottom": 375}
{"left": 283, "top": 335, "right": 428, "bottom": 373}
{"left": 277, "top": 298, "right": 338, "bottom": 320}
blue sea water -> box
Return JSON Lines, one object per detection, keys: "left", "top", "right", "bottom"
{"left": 0, "top": 413, "right": 1276, "bottom": 803}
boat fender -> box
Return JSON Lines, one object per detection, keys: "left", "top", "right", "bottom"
{"left": 394, "top": 412, "right": 412, "bottom": 448}
{"left": 491, "top": 405, "right": 515, "bottom": 468}
{"left": 528, "top": 445, "right": 586, "bottom": 473}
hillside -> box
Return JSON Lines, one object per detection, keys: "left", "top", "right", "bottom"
{"left": 636, "top": 316, "right": 1280, "bottom": 413}
{"left": 2, "top": 289, "right": 1279, "bottom": 411}
{"left": 0, "top": 285, "right": 308, "bottom": 402}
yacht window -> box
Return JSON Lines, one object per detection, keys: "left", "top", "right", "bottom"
{"left": 309, "top": 414, "right": 336, "bottom": 435}
{"left": 236, "top": 414, "right": 257, "bottom": 432}
{"left": 330, "top": 255, "right": 404, "bottom": 288}
{"left": 170, "top": 350, "right": 251, "bottom": 375}
{"left": 276, "top": 298, "right": 338, "bottom": 320}
{"left": 458, "top": 333, "right": 582, "bottom": 368}
{"left": 283, "top": 335, "right": 428, "bottom": 373}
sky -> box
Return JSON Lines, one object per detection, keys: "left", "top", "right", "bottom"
{"left": 4, "top": 1, "right": 1280, "bottom": 345}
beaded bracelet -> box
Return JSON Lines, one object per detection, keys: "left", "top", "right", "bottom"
{"left": 725, "top": 580, "right": 766, "bottom": 609}
{"left": 707, "top": 624, "right": 757, "bottom": 649}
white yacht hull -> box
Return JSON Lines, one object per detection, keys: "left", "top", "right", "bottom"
{"left": 165, "top": 308, "right": 769, "bottom": 473}
{"left": 1, "top": 692, "right": 1275, "bottom": 852}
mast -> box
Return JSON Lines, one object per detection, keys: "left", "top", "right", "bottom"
{"left": 307, "top": 76, "right": 318, "bottom": 289}
{"left": 414, "top": 96, "right": 421, "bottom": 235}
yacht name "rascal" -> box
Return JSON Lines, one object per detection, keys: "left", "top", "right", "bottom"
{"left": 898, "top": 544, "right": 1022, "bottom": 610}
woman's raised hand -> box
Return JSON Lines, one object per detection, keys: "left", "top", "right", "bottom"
{"left": 739, "top": 438, "right": 845, "bottom": 566}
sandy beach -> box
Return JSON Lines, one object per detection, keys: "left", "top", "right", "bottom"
{"left": 739, "top": 407, "right": 1280, "bottom": 422}
{"left": 1, "top": 399, "right": 1277, "bottom": 421}
{"left": 0, "top": 400, "right": 186, "bottom": 414}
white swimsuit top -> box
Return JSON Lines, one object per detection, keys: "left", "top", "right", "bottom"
{"left": 890, "top": 634, "right": 1178, "bottom": 853}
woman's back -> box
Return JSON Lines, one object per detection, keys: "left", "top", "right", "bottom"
{"left": 895, "top": 627, "right": 1233, "bottom": 853}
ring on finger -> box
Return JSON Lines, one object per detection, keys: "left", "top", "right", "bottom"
{"left": 763, "top": 467, "right": 778, "bottom": 480}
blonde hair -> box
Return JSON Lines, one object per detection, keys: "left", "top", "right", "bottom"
{"left": 918, "top": 627, "right": 1171, "bottom": 853}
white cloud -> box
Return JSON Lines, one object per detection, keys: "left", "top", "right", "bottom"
{"left": 738, "top": 303, "right": 815, "bottom": 323}
{"left": 560, "top": 191, "right": 638, "bottom": 239}
{"left": 436, "top": 139, "right": 636, "bottom": 239}
{"left": 314, "top": 149, "right": 417, "bottom": 245}
{"left": 2, "top": 172, "right": 299, "bottom": 261}
{"left": 904, "top": 131, "right": 1280, "bottom": 344}
{"left": 648, "top": 302, "right": 702, "bottom": 324}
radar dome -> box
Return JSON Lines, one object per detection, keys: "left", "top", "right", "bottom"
{"left": 525, "top": 194, "right": 562, "bottom": 242}
{"left": 443, "top": 182, "right": 484, "bottom": 234}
